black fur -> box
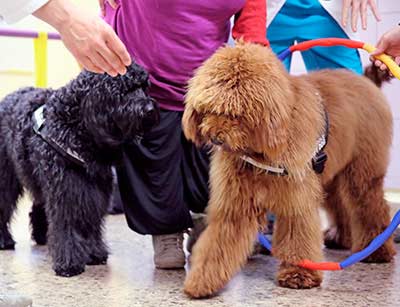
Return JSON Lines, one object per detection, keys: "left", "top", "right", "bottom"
{"left": 0, "top": 63, "right": 159, "bottom": 277}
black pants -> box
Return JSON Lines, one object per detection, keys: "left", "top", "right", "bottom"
{"left": 116, "top": 110, "right": 210, "bottom": 235}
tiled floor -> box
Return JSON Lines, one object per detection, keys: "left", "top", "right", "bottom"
{"left": 2, "top": 196, "right": 400, "bottom": 307}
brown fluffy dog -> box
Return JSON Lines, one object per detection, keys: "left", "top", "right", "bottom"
{"left": 182, "top": 42, "right": 396, "bottom": 298}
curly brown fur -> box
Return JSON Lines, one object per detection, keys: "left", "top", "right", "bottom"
{"left": 182, "top": 42, "right": 395, "bottom": 298}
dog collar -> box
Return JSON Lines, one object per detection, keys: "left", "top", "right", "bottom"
{"left": 240, "top": 155, "right": 288, "bottom": 176}
{"left": 241, "top": 105, "right": 329, "bottom": 176}
{"left": 32, "top": 105, "right": 87, "bottom": 168}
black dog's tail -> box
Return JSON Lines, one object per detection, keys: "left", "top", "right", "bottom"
{"left": 364, "top": 64, "right": 393, "bottom": 88}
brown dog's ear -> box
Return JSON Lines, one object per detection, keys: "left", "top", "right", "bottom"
{"left": 254, "top": 112, "right": 289, "bottom": 159}
{"left": 182, "top": 104, "right": 203, "bottom": 146}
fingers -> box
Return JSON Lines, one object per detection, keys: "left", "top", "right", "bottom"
{"left": 371, "top": 35, "right": 389, "bottom": 56}
{"left": 86, "top": 21, "right": 130, "bottom": 76}
{"left": 351, "top": 0, "right": 360, "bottom": 32}
{"left": 89, "top": 27, "right": 130, "bottom": 76}
{"left": 368, "top": 0, "right": 381, "bottom": 22}
{"left": 91, "top": 50, "right": 118, "bottom": 76}
{"left": 371, "top": 47, "right": 385, "bottom": 57}
{"left": 341, "top": 0, "right": 351, "bottom": 27}
{"left": 374, "top": 59, "right": 382, "bottom": 67}
{"left": 80, "top": 56, "right": 105, "bottom": 74}
{"left": 361, "top": 0, "right": 367, "bottom": 30}
{"left": 104, "top": 28, "right": 131, "bottom": 67}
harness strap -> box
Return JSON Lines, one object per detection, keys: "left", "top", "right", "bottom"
{"left": 241, "top": 107, "right": 329, "bottom": 176}
{"left": 32, "top": 105, "right": 86, "bottom": 168}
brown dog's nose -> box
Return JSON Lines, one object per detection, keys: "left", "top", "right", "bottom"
{"left": 211, "top": 136, "right": 224, "bottom": 146}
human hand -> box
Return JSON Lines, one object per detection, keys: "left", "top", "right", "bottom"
{"left": 341, "top": 0, "right": 381, "bottom": 32}
{"left": 370, "top": 26, "right": 400, "bottom": 71}
{"left": 34, "top": 0, "right": 130, "bottom": 76}
{"left": 99, "top": 0, "right": 118, "bottom": 17}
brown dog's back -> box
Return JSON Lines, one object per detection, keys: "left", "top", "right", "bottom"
{"left": 301, "top": 66, "right": 393, "bottom": 184}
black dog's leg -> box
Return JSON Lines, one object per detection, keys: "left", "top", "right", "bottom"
{"left": 29, "top": 200, "right": 48, "bottom": 245}
{"left": 45, "top": 169, "right": 109, "bottom": 277}
{"left": 86, "top": 221, "right": 109, "bottom": 266}
{"left": 0, "top": 150, "right": 22, "bottom": 250}
{"left": 87, "top": 189, "right": 109, "bottom": 266}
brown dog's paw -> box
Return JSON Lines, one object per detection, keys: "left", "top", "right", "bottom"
{"left": 360, "top": 241, "right": 396, "bottom": 263}
{"left": 324, "top": 227, "right": 352, "bottom": 250}
{"left": 184, "top": 274, "right": 215, "bottom": 299}
{"left": 277, "top": 265, "right": 322, "bottom": 289}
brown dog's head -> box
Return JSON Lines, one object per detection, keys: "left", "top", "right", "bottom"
{"left": 183, "top": 42, "right": 294, "bottom": 160}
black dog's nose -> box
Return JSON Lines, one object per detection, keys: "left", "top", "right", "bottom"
{"left": 142, "top": 101, "right": 159, "bottom": 131}
{"left": 144, "top": 103, "right": 156, "bottom": 118}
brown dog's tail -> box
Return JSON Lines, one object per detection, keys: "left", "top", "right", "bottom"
{"left": 364, "top": 64, "right": 393, "bottom": 88}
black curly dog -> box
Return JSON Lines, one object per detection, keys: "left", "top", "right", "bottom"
{"left": 0, "top": 63, "right": 159, "bottom": 277}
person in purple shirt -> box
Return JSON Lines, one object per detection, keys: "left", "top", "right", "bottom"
{"left": 102, "top": 0, "right": 269, "bottom": 269}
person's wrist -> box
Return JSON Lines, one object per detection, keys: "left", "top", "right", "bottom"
{"left": 33, "top": 0, "right": 74, "bottom": 32}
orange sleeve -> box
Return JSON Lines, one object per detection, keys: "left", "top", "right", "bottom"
{"left": 232, "top": 0, "right": 270, "bottom": 46}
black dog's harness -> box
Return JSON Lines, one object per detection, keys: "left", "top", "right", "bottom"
{"left": 32, "top": 105, "right": 87, "bottom": 168}
{"left": 241, "top": 109, "right": 329, "bottom": 176}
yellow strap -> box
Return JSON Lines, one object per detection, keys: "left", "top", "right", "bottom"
{"left": 363, "top": 43, "right": 400, "bottom": 80}
{"left": 33, "top": 32, "right": 48, "bottom": 88}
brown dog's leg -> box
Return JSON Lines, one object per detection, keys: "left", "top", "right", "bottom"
{"left": 323, "top": 176, "right": 352, "bottom": 250}
{"left": 343, "top": 166, "right": 395, "bottom": 263}
{"left": 273, "top": 182, "right": 323, "bottom": 289}
{"left": 184, "top": 183, "right": 261, "bottom": 298}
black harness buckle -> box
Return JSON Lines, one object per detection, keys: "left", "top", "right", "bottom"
{"left": 312, "top": 151, "right": 328, "bottom": 174}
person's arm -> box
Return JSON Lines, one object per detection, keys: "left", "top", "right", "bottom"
{"left": 0, "top": 0, "right": 131, "bottom": 76}
{"left": 33, "top": 0, "right": 131, "bottom": 76}
{"left": 371, "top": 26, "right": 400, "bottom": 71}
{"left": 341, "top": 0, "right": 381, "bottom": 32}
{"left": 231, "top": 0, "right": 270, "bottom": 46}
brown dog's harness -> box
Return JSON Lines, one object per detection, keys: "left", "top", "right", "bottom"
{"left": 241, "top": 109, "right": 329, "bottom": 176}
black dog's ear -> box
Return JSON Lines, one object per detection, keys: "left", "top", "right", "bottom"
{"left": 121, "top": 62, "right": 150, "bottom": 90}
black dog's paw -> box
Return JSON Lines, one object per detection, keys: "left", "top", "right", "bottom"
{"left": 87, "top": 254, "right": 108, "bottom": 266}
{"left": 29, "top": 204, "right": 48, "bottom": 246}
{"left": 55, "top": 265, "right": 85, "bottom": 277}
{"left": 0, "top": 233, "right": 15, "bottom": 250}
{"left": 0, "top": 240, "right": 15, "bottom": 250}
{"left": 32, "top": 232, "right": 47, "bottom": 246}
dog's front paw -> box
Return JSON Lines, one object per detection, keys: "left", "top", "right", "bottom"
{"left": 277, "top": 264, "right": 322, "bottom": 289}
{"left": 0, "top": 231, "right": 15, "bottom": 250}
{"left": 32, "top": 231, "right": 47, "bottom": 246}
{"left": 184, "top": 272, "right": 216, "bottom": 299}
{"left": 54, "top": 265, "right": 85, "bottom": 277}
{"left": 87, "top": 254, "right": 108, "bottom": 266}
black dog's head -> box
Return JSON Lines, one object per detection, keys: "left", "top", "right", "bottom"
{"left": 62, "top": 62, "right": 159, "bottom": 148}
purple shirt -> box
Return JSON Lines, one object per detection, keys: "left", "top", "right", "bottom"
{"left": 104, "top": 0, "right": 245, "bottom": 111}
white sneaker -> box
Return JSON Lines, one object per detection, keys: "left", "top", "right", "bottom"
{"left": 152, "top": 233, "right": 185, "bottom": 269}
